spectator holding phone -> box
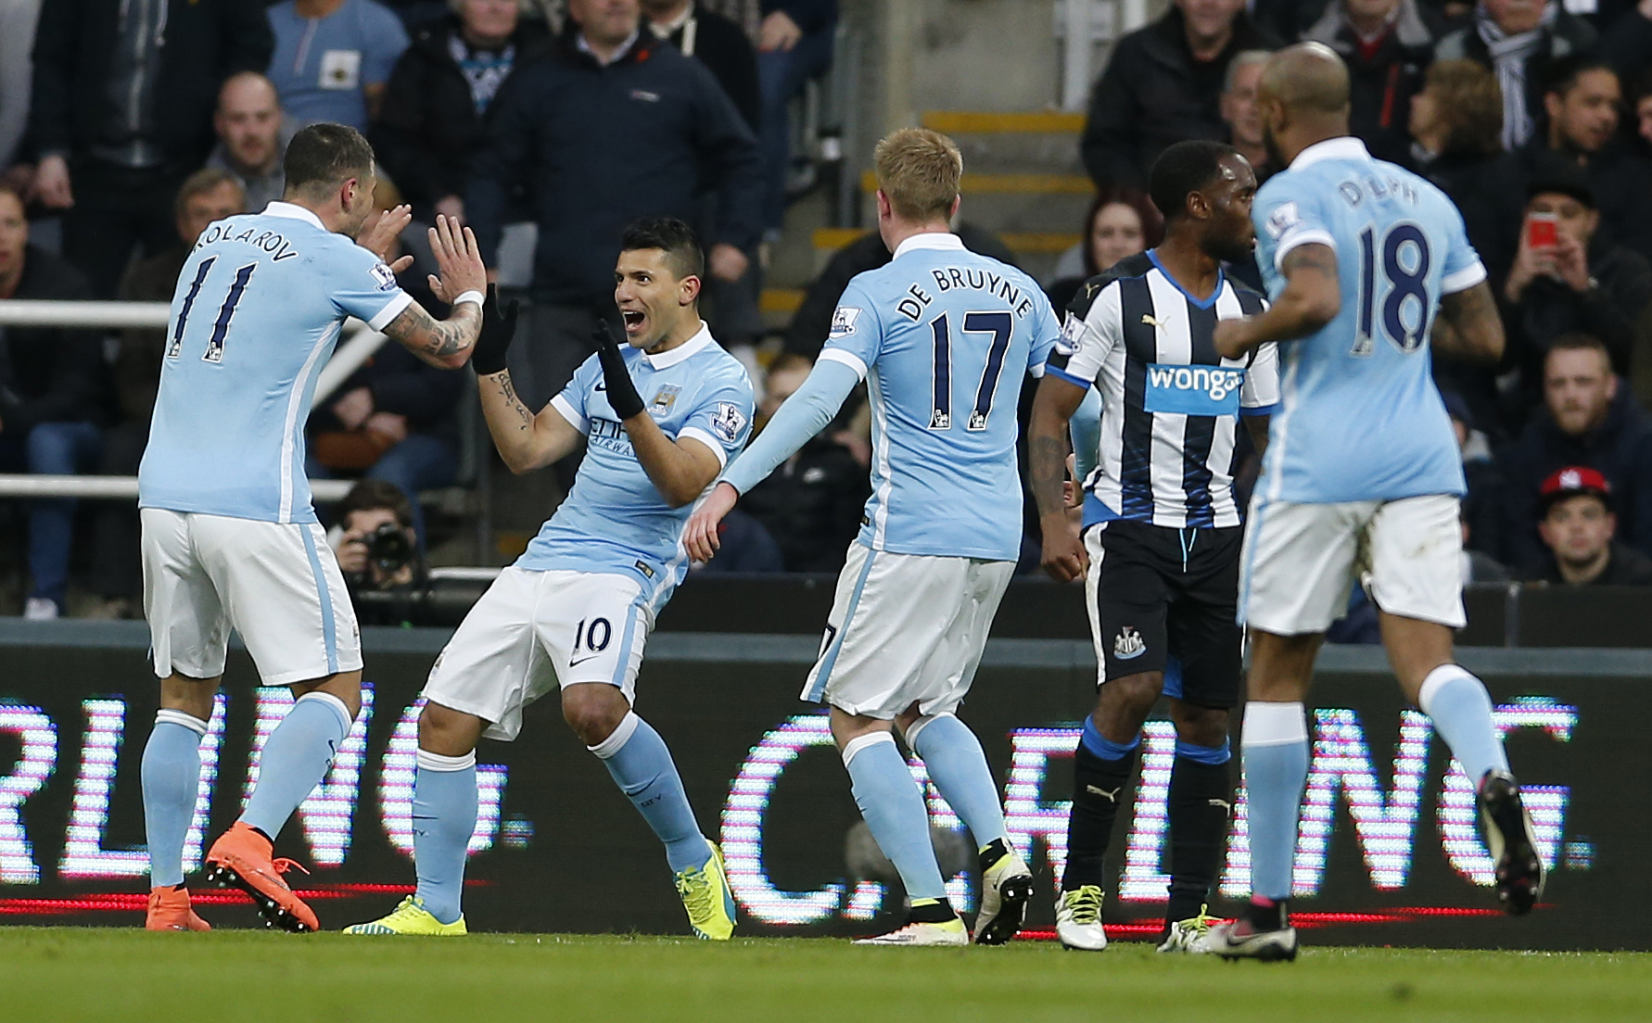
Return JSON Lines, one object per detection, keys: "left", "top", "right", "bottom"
{"left": 1500, "top": 157, "right": 1652, "bottom": 417}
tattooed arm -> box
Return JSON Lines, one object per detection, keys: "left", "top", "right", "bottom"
{"left": 475, "top": 368, "right": 583, "bottom": 474}
{"left": 381, "top": 301, "right": 482, "bottom": 370}
{"left": 1431, "top": 280, "right": 1505, "bottom": 365}
{"left": 1213, "top": 243, "right": 1342, "bottom": 359}
{"left": 1028, "top": 374, "right": 1090, "bottom": 583}
{"left": 380, "top": 213, "right": 488, "bottom": 369}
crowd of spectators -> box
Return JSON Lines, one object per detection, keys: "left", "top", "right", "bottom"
{"left": 1066, "top": 0, "right": 1652, "bottom": 598}
{"left": 3, "top": 0, "right": 1652, "bottom": 618}
{"left": 0, "top": 0, "right": 838, "bottom": 616}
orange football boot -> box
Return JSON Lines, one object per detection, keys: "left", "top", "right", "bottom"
{"left": 203, "top": 822, "right": 319, "bottom": 933}
{"left": 145, "top": 885, "right": 210, "bottom": 932}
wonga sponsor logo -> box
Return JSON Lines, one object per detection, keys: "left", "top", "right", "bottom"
{"left": 1143, "top": 363, "right": 1245, "bottom": 416}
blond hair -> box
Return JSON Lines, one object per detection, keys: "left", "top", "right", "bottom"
{"left": 874, "top": 128, "right": 962, "bottom": 223}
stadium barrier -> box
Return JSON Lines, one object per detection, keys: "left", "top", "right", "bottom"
{"left": 0, "top": 618, "right": 1644, "bottom": 950}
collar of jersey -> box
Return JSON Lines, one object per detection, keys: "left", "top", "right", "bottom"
{"left": 892, "top": 231, "right": 965, "bottom": 261}
{"left": 1146, "top": 248, "right": 1225, "bottom": 310}
{"left": 1289, "top": 136, "right": 1370, "bottom": 172}
{"left": 640, "top": 319, "right": 713, "bottom": 370}
{"left": 261, "top": 201, "right": 325, "bottom": 231}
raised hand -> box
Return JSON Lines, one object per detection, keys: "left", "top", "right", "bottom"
{"left": 427, "top": 214, "right": 486, "bottom": 306}
{"left": 359, "top": 203, "right": 414, "bottom": 273}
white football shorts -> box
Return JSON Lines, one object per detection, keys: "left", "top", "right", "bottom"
{"left": 1239, "top": 493, "right": 1466, "bottom": 635}
{"left": 422, "top": 566, "right": 652, "bottom": 741}
{"left": 141, "top": 508, "right": 362, "bottom": 685}
{"left": 801, "top": 543, "right": 1015, "bottom": 720}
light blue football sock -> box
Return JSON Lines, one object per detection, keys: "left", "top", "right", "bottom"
{"left": 241, "top": 691, "right": 353, "bottom": 839}
{"left": 906, "top": 713, "right": 1010, "bottom": 851}
{"left": 142, "top": 711, "right": 207, "bottom": 888}
{"left": 843, "top": 731, "right": 949, "bottom": 903}
{"left": 1418, "top": 664, "right": 1509, "bottom": 784}
{"left": 412, "top": 749, "right": 476, "bottom": 925}
{"left": 1242, "top": 702, "right": 1309, "bottom": 902}
{"left": 591, "top": 712, "right": 708, "bottom": 874}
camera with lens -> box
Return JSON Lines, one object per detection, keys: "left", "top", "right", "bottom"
{"left": 364, "top": 520, "right": 415, "bottom": 575}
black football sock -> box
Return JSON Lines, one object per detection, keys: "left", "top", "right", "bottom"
{"left": 1061, "top": 723, "right": 1139, "bottom": 892}
{"left": 1165, "top": 744, "right": 1233, "bottom": 925}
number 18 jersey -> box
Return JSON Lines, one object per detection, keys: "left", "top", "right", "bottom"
{"left": 822, "top": 233, "right": 1059, "bottom": 561}
{"left": 139, "top": 203, "right": 413, "bottom": 524}
{"left": 1251, "top": 137, "right": 1485, "bottom": 505}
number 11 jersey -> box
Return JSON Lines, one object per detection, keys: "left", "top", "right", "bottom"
{"left": 1251, "top": 137, "right": 1485, "bottom": 506}
{"left": 821, "top": 232, "right": 1059, "bottom": 561}
{"left": 139, "top": 202, "right": 414, "bottom": 524}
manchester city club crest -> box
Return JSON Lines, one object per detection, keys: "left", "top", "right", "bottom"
{"left": 649, "top": 385, "right": 681, "bottom": 416}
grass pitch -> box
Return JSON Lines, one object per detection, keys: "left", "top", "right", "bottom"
{"left": 2, "top": 929, "right": 1647, "bottom": 1023}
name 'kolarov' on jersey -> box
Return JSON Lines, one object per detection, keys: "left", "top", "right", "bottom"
{"left": 1045, "top": 250, "right": 1280, "bottom": 529}
{"left": 139, "top": 203, "right": 413, "bottom": 524}
{"left": 821, "top": 233, "right": 1060, "bottom": 561}
{"left": 517, "top": 324, "right": 753, "bottom": 612}
{"left": 1252, "top": 137, "right": 1485, "bottom": 504}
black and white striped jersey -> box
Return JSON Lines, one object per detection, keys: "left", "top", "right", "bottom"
{"left": 1045, "top": 250, "right": 1280, "bottom": 529}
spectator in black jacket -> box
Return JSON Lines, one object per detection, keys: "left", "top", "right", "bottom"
{"left": 1465, "top": 58, "right": 1652, "bottom": 290}
{"left": 1221, "top": 50, "right": 1276, "bottom": 183}
{"left": 740, "top": 353, "right": 868, "bottom": 572}
{"left": 1500, "top": 158, "right": 1652, "bottom": 406}
{"left": 1080, "top": 0, "right": 1280, "bottom": 190}
{"left": 467, "top": 0, "right": 763, "bottom": 407}
{"left": 0, "top": 186, "right": 106, "bottom": 619}
{"left": 25, "top": 0, "right": 273, "bottom": 296}
{"left": 87, "top": 169, "right": 246, "bottom": 620}
{"left": 375, "top": 0, "right": 550, "bottom": 225}
{"left": 1525, "top": 465, "right": 1652, "bottom": 584}
{"left": 1601, "top": 0, "right": 1652, "bottom": 87}
{"left": 1496, "top": 333, "right": 1652, "bottom": 567}
{"left": 1432, "top": 0, "right": 1596, "bottom": 152}
{"left": 1304, "top": 0, "right": 1442, "bottom": 164}
{"left": 644, "top": 0, "right": 760, "bottom": 131}
{"left": 755, "top": 0, "right": 837, "bottom": 242}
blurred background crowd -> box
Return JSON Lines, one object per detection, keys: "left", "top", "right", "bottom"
{"left": 0, "top": 0, "right": 1649, "bottom": 625}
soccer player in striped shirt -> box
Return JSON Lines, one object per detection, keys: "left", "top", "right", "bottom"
{"left": 1207, "top": 45, "right": 1542, "bottom": 960}
{"left": 1028, "top": 138, "right": 1277, "bottom": 954}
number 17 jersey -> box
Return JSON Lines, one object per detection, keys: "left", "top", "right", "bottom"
{"left": 1251, "top": 137, "right": 1485, "bottom": 505}
{"left": 139, "top": 202, "right": 413, "bottom": 524}
{"left": 821, "top": 233, "right": 1059, "bottom": 561}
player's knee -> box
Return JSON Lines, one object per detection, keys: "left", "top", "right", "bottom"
{"left": 1170, "top": 701, "right": 1230, "bottom": 749}
{"left": 419, "top": 701, "right": 483, "bottom": 757}
{"left": 1102, "top": 671, "right": 1163, "bottom": 720}
{"left": 561, "top": 683, "right": 628, "bottom": 747}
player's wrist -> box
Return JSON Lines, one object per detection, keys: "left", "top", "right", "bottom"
{"left": 451, "top": 289, "right": 485, "bottom": 310}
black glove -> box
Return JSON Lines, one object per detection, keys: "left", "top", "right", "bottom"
{"left": 469, "top": 284, "right": 518, "bottom": 376}
{"left": 593, "top": 319, "right": 645, "bottom": 419}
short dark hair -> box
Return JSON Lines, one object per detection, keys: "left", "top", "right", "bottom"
{"left": 337, "top": 479, "right": 415, "bottom": 532}
{"left": 1148, "top": 140, "right": 1241, "bottom": 224}
{"left": 1543, "top": 54, "right": 1618, "bottom": 98}
{"left": 284, "top": 123, "right": 375, "bottom": 195}
{"left": 619, "top": 216, "right": 705, "bottom": 282}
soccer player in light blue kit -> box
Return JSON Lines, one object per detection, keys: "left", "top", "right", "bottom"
{"left": 1206, "top": 45, "right": 1544, "bottom": 960}
{"left": 686, "top": 129, "right": 1052, "bottom": 946}
{"left": 345, "top": 218, "right": 752, "bottom": 939}
{"left": 138, "top": 123, "right": 488, "bottom": 932}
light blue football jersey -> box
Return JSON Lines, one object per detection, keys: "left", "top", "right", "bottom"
{"left": 1251, "top": 138, "right": 1484, "bottom": 504}
{"left": 139, "top": 202, "right": 413, "bottom": 523}
{"left": 821, "top": 233, "right": 1060, "bottom": 561}
{"left": 516, "top": 325, "right": 754, "bottom": 611}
